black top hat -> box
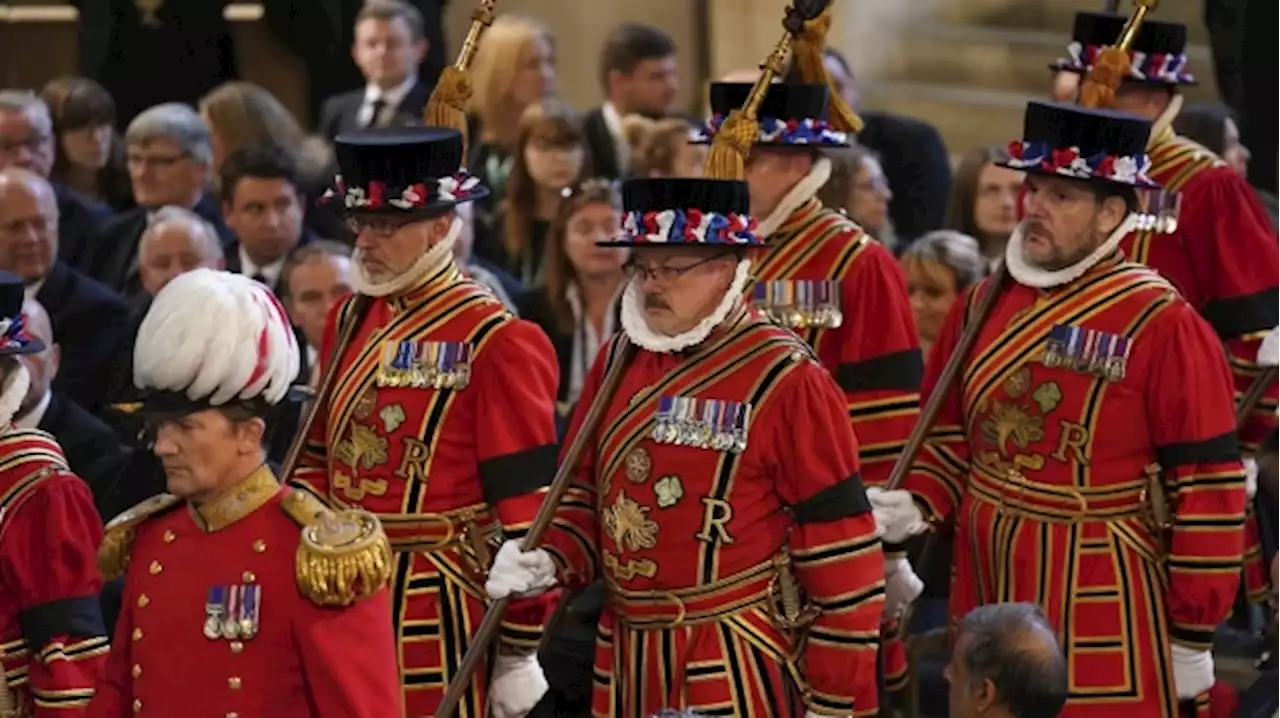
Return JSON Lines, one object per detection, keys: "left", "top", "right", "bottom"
{"left": 1050, "top": 12, "right": 1195, "bottom": 86}
{"left": 0, "top": 271, "right": 43, "bottom": 356}
{"left": 692, "top": 82, "right": 851, "bottom": 147}
{"left": 324, "top": 127, "right": 489, "bottom": 214}
{"left": 601, "top": 178, "right": 763, "bottom": 248}
{"left": 997, "top": 101, "right": 1160, "bottom": 189}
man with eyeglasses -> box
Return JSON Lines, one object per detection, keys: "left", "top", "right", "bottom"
{"left": 488, "top": 176, "right": 886, "bottom": 717}
{"left": 289, "top": 126, "right": 559, "bottom": 718}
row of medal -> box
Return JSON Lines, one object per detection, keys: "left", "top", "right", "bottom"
{"left": 204, "top": 584, "right": 261, "bottom": 641}
{"left": 1042, "top": 323, "right": 1132, "bottom": 383}
{"left": 752, "top": 279, "right": 844, "bottom": 330}
{"left": 651, "top": 395, "right": 751, "bottom": 454}
{"left": 375, "top": 340, "right": 474, "bottom": 389}
{"left": 1135, "top": 187, "right": 1182, "bottom": 235}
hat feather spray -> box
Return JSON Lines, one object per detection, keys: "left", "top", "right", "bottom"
{"left": 422, "top": 0, "right": 496, "bottom": 152}
{"left": 788, "top": 0, "right": 862, "bottom": 133}
{"left": 703, "top": 0, "right": 836, "bottom": 181}
{"left": 1078, "top": 0, "right": 1159, "bottom": 109}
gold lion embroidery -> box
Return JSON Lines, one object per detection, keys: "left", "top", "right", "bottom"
{"left": 602, "top": 491, "right": 659, "bottom": 552}
{"left": 979, "top": 401, "right": 1045, "bottom": 457}
{"left": 334, "top": 424, "right": 390, "bottom": 472}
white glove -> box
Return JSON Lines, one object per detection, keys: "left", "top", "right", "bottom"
{"left": 1258, "top": 326, "right": 1279, "bottom": 366}
{"left": 865, "top": 487, "right": 929, "bottom": 543}
{"left": 883, "top": 556, "right": 924, "bottom": 619}
{"left": 485, "top": 540, "right": 558, "bottom": 600}
{"left": 488, "top": 653, "right": 548, "bottom": 718}
{"left": 1245, "top": 457, "right": 1258, "bottom": 499}
{"left": 1170, "top": 644, "right": 1215, "bottom": 699}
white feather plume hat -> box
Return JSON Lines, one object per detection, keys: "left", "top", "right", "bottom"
{"left": 132, "top": 269, "right": 300, "bottom": 415}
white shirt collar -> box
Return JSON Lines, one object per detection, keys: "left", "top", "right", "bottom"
{"left": 305, "top": 343, "right": 319, "bottom": 385}
{"left": 601, "top": 102, "right": 629, "bottom": 174}
{"left": 15, "top": 389, "right": 51, "bottom": 430}
{"left": 361, "top": 75, "right": 418, "bottom": 125}
{"left": 238, "top": 245, "right": 287, "bottom": 288}
{"left": 23, "top": 277, "right": 45, "bottom": 302}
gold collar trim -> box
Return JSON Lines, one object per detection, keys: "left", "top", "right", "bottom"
{"left": 189, "top": 465, "right": 280, "bottom": 532}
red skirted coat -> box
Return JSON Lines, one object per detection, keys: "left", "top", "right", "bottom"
{"left": 1121, "top": 127, "right": 1279, "bottom": 603}
{"left": 291, "top": 264, "right": 560, "bottom": 718}
{"left": 0, "top": 430, "right": 108, "bottom": 717}
{"left": 904, "top": 254, "right": 1247, "bottom": 718}
{"left": 544, "top": 313, "right": 886, "bottom": 718}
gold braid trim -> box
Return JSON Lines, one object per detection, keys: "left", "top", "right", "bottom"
{"left": 790, "top": 7, "right": 863, "bottom": 133}
{"left": 98, "top": 494, "right": 182, "bottom": 580}
{"left": 281, "top": 489, "right": 394, "bottom": 606}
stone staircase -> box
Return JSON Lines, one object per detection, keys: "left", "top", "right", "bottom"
{"left": 860, "top": 0, "right": 1221, "bottom": 157}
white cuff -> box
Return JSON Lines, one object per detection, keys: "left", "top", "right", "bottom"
{"left": 1170, "top": 644, "right": 1215, "bottom": 699}
{"left": 485, "top": 540, "right": 558, "bottom": 600}
{"left": 883, "top": 557, "right": 924, "bottom": 619}
{"left": 489, "top": 653, "right": 548, "bottom": 718}
{"left": 1245, "top": 457, "right": 1258, "bottom": 499}
{"left": 865, "top": 487, "right": 929, "bottom": 543}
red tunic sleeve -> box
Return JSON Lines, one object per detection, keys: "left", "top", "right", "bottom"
{"left": 769, "top": 358, "right": 885, "bottom": 718}
{"left": 1143, "top": 300, "right": 1249, "bottom": 651}
{"left": 291, "top": 294, "right": 357, "bottom": 500}
{"left": 295, "top": 587, "right": 403, "bottom": 716}
{"left": 833, "top": 241, "right": 924, "bottom": 487}
{"left": 471, "top": 318, "right": 562, "bottom": 645}
{"left": 1, "top": 476, "right": 108, "bottom": 716}
{"left": 901, "top": 286, "right": 977, "bottom": 522}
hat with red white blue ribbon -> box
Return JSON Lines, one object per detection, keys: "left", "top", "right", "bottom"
{"left": 0, "top": 271, "right": 41, "bottom": 356}
{"left": 998, "top": 101, "right": 1161, "bottom": 190}
{"left": 600, "top": 178, "right": 764, "bottom": 248}
{"left": 1051, "top": 12, "right": 1196, "bottom": 87}
{"left": 691, "top": 82, "right": 851, "bottom": 148}
{"left": 323, "top": 127, "right": 489, "bottom": 215}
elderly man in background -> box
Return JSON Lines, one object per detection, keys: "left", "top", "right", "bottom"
{"left": 945, "top": 604, "right": 1069, "bottom": 718}
{"left": 14, "top": 298, "right": 128, "bottom": 520}
{"left": 280, "top": 240, "right": 352, "bottom": 390}
{"left": 0, "top": 90, "right": 115, "bottom": 267}
{"left": 84, "top": 102, "right": 231, "bottom": 298}
{"left": 0, "top": 167, "right": 128, "bottom": 410}
{"left": 137, "top": 205, "right": 226, "bottom": 300}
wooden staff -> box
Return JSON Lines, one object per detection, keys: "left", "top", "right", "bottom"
{"left": 1237, "top": 366, "right": 1278, "bottom": 426}
{"left": 432, "top": 340, "right": 637, "bottom": 717}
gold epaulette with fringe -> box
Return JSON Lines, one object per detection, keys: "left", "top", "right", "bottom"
{"left": 280, "top": 488, "right": 394, "bottom": 607}
{"left": 98, "top": 494, "right": 183, "bottom": 580}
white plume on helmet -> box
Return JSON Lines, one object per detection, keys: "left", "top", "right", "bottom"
{"left": 133, "top": 269, "right": 300, "bottom": 406}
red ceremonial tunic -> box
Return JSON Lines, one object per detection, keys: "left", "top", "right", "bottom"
{"left": 905, "top": 254, "right": 1246, "bottom": 718}
{"left": 1121, "top": 127, "right": 1279, "bottom": 603}
{"left": 0, "top": 429, "right": 107, "bottom": 717}
{"left": 291, "top": 263, "right": 560, "bottom": 718}
{"left": 751, "top": 197, "right": 921, "bottom": 689}
{"left": 87, "top": 467, "right": 403, "bottom": 718}
{"left": 544, "top": 312, "right": 886, "bottom": 718}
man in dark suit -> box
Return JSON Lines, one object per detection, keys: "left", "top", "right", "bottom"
{"left": 822, "top": 48, "right": 952, "bottom": 245}
{"left": 0, "top": 90, "right": 116, "bottom": 268}
{"left": 14, "top": 298, "right": 129, "bottom": 521}
{"left": 0, "top": 168, "right": 129, "bottom": 411}
{"left": 220, "top": 145, "right": 316, "bottom": 294}
{"left": 316, "top": 0, "right": 432, "bottom": 140}
{"left": 83, "top": 103, "right": 231, "bottom": 298}
{"left": 581, "top": 25, "right": 679, "bottom": 180}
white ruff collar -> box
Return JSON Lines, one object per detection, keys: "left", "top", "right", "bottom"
{"left": 620, "top": 259, "right": 753, "bottom": 353}
{"left": 352, "top": 216, "right": 461, "bottom": 298}
{"left": 1006, "top": 214, "right": 1138, "bottom": 289}
{"left": 0, "top": 362, "right": 31, "bottom": 430}
{"left": 757, "top": 157, "right": 833, "bottom": 239}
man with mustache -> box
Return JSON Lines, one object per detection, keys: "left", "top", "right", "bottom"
{"left": 289, "top": 127, "right": 558, "bottom": 718}
{"left": 486, "top": 173, "right": 887, "bottom": 716}
{"left": 89, "top": 269, "right": 402, "bottom": 717}
{"left": 869, "top": 100, "right": 1248, "bottom": 718}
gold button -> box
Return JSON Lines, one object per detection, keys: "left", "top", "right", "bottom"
{"left": 252, "top": 540, "right": 266, "bottom": 553}
{"left": 132, "top": 628, "right": 144, "bottom": 642}
{"left": 148, "top": 560, "right": 162, "bottom": 575}
{"left": 137, "top": 594, "right": 149, "bottom": 608}
{"left": 229, "top": 641, "right": 244, "bottom": 655}
{"left": 163, "top": 530, "right": 176, "bottom": 543}
{"left": 132, "top": 664, "right": 142, "bottom": 678}
{"left": 241, "top": 571, "right": 256, "bottom": 583}
{"left": 133, "top": 698, "right": 142, "bottom": 713}
{"left": 228, "top": 676, "right": 242, "bottom": 690}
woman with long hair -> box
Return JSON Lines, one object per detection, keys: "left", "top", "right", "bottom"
{"left": 620, "top": 115, "right": 704, "bottom": 178}
{"left": 820, "top": 145, "right": 897, "bottom": 250}
{"left": 39, "top": 76, "right": 133, "bottom": 210}
{"left": 944, "top": 145, "right": 1024, "bottom": 265}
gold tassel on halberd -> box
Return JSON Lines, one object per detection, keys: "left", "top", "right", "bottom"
{"left": 422, "top": 0, "right": 496, "bottom": 154}
{"left": 790, "top": 6, "right": 864, "bottom": 133}
{"left": 703, "top": 110, "right": 761, "bottom": 183}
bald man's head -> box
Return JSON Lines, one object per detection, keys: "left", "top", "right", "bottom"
{"left": 17, "top": 297, "right": 57, "bottom": 418}
{"left": 0, "top": 167, "right": 58, "bottom": 283}
{"left": 718, "top": 68, "right": 764, "bottom": 83}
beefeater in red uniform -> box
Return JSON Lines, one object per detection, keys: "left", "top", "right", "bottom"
{"left": 1051, "top": 12, "right": 1278, "bottom": 605}
{"left": 290, "top": 127, "right": 557, "bottom": 718}
{"left": 485, "top": 176, "right": 887, "bottom": 718}
{"left": 0, "top": 272, "right": 108, "bottom": 717}
{"left": 87, "top": 269, "right": 402, "bottom": 718}
{"left": 692, "top": 78, "right": 923, "bottom": 695}
{"left": 871, "top": 101, "right": 1247, "bottom": 718}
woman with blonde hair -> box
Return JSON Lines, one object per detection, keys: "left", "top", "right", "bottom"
{"left": 619, "top": 115, "right": 704, "bottom": 178}
{"left": 467, "top": 15, "right": 557, "bottom": 200}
